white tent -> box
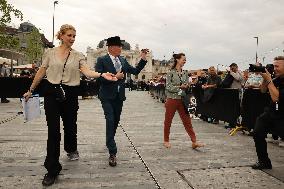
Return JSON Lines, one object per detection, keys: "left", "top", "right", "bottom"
{"left": 13, "top": 64, "right": 34, "bottom": 69}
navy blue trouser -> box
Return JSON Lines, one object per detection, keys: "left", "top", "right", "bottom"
{"left": 101, "top": 95, "right": 123, "bottom": 155}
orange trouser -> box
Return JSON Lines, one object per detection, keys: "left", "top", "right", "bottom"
{"left": 164, "top": 98, "right": 196, "bottom": 142}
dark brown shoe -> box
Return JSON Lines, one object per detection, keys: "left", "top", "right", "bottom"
{"left": 109, "top": 154, "right": 117, "bottom": 167}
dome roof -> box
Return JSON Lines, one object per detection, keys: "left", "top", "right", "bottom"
{"left": 97, "top": 39, "right": 131, "bottom": 50}
{"left": 19, "top": 22, "right": 35, "bottom": 32}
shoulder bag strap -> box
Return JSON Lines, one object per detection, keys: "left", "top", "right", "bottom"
{"left": 60, "top": 50, "right": 71, "bottom": 84}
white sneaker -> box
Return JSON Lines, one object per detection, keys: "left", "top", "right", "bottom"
{"left": 279, "top": 140, "right": 284, "bottom": 147}
{"left": 67, "top": 151, "right": 79, "bottom": 161}
{"left": 266, "top": 137, "right": 279, "bottom": 144}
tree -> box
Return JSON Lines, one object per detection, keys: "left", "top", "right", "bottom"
{"left": 0, "top": 0, "right": 23, "bottom": 50}
{"left": 25, "top": 28, "right": 43, "bottom": 64}
{"left": 0, "top": 34, "right": 19, "bottom": 49}
{"left": 0, "top": 0, "right": 23, "bottom": 26}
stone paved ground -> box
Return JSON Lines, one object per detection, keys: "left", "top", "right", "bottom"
{"left": 0, "top": 91, "right": 283, "bottom": 189}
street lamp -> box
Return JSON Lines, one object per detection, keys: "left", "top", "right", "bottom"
{"left": 254, "top": 36, "right": 258, "bottom": 63}
{"left": 262, "top": 56, "right": 265, "bottom": 64}
{"left": 52, "top": 1, "right": 59, "bottom": 45}
{"left": 217, "top": 64, "right": 220, "bottom": 72}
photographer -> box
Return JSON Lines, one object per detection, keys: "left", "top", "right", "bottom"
{"left": 252, "top": 56, "right": 284, "bottom": 170}
{"left": 245, "top": 63, "right": 263, "bottom": 89}
{"left": 229, "top": 63, "right": 244, "bottom": 89}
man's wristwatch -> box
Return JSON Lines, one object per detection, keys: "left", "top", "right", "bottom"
{"left": 266, "top": 80, "right": 272, "bottom": 86}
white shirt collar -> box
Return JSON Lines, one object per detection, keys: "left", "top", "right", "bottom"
{"left": 108, "top": 53, "right": 121, "bottom": 66}
{"left": 108, "top": 53, "right": 118, "bottom": 60}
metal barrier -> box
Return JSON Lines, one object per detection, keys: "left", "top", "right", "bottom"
{"left": 0, "top": 77, "right": 99, "bottom": 98}
{"left": 149, "top": 84, "right": 166, "bottom": 102}
{"left": 192, "top": 87, "right": 241, "bottom": 125}
{"left": 149, "top": 84, "right": 271, "bottom": 135}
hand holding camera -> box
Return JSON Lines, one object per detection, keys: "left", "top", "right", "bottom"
{"left": 260, "top": 69, "right": 272, "bottom": 82}
{"left": 140, "top": 48, "right": 149, "bottom": 60}
{"left": 141, "top": 48, "right": 149, "bottom": 53}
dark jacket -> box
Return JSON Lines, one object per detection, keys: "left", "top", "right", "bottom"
{"left": 95, "top": 54, "right": 147, "bottom": 101}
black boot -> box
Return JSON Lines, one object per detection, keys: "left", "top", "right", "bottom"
{"left": 1, "top": 98, "right": 10, "bottom": 103}
{"left": 252, "top": 160, "right": 272, "bottom": 170}
{"left": 42, "top": 173, "right": 57, "bottom": 186}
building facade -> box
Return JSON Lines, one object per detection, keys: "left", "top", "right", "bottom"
{"left": 152, "top": 59, "right": 172, "bottom": 78}
{"left": 1, "top": 22, "right": 53, "bottom": 66}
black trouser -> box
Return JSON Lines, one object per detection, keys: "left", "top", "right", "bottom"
{"left": 100, "top": 94, "right": 123, "bottom": 155}
{"left": 43, "top": 85, "right": 79, "bottom": 176}
{"left": 253, "top": 111, "right": 284, "bottom": 163}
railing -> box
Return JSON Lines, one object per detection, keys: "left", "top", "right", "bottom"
{"left": 149, "top": 84, "right": 270, "bottom": 131}
{"left": 0, "top": 77, "right": 99, "bottom": 97}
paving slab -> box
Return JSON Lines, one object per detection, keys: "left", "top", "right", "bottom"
{"left": 0, "top": 91, "right": 283, "bottom": 189}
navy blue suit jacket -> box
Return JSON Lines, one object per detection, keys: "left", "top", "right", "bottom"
{"left": 95, "top": 54, "right": 147, "bottom": 101}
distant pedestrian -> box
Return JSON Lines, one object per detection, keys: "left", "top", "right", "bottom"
{"left": 129, "top": 78, "right": 133, "bottom": 91}
{"left": 229, "top": 63, "right": 244, "bottom": 89}
{"left": 0, "top": 62, "right": 10, "bottom": 103}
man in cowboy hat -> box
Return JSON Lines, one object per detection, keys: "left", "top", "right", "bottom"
{"left": 95, "top": 36, "right": 148, "bottom": 166}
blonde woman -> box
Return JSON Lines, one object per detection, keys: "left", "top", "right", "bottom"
{"left": 23, "top": 24, "right": 116, "bottom": 186}
{"left": 164, "top": 53, "right": 204, "bottom": 149}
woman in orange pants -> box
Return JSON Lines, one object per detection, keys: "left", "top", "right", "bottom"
{"left": 164, "top": 53, "right": 204, "bottom": 149}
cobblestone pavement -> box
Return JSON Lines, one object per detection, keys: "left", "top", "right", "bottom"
{"left": 0, "top": 91, "right": 283, "bottom": 189}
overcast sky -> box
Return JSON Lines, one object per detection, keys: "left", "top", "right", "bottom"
{"left": 7, "top": 0, "right": 284, "bottom": 70}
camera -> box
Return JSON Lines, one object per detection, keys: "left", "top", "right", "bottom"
{"left": 141, "top": 49, "right": 149, "bottom": 53}
{"left": 266, "top": 64, "right": 275, "bottom": 78}
{"left": 249, "top": 64, "right": 266, "bottom": 73}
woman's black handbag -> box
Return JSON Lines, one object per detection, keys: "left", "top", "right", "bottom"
{"left": 54, "top": 84, "right": 66, "bottom": 102}
{"left": 181, "top": 88, "right": 191, "bottom": 114}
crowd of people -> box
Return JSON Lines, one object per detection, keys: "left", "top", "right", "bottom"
{"left": 150, "top": 54, "right": 284, "bottom": 171}
{"left": 0, "top": 61, "right": 39, "bottom": 103}
{"left": 125, "top": 78, "right": 149, "bottom": 91}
